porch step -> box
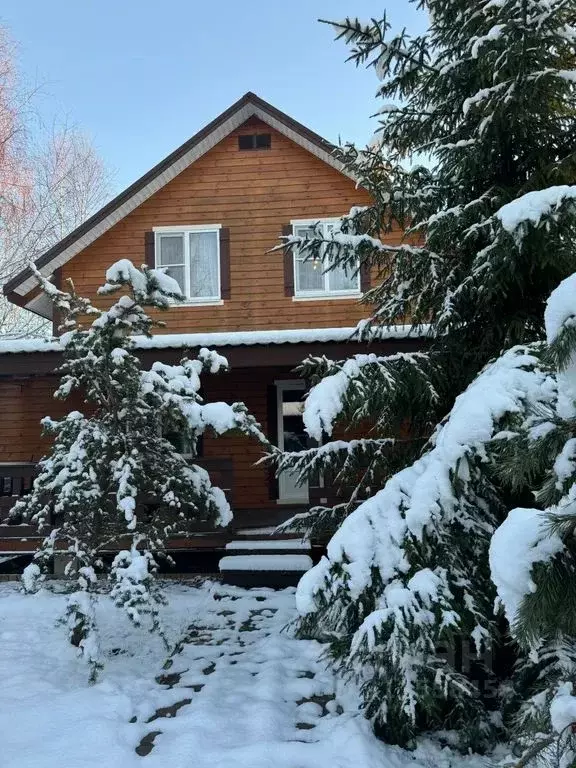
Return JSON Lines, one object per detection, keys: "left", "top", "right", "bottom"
{"left": 219, "top": 538, "right": 313, "bottom": 588}
{"left": 224, "top": 539, "right": 311, "bottom": 556}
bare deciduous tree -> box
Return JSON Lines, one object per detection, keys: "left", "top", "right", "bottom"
{"left": 0, "top": 25, "right": 113, "bottom": 337}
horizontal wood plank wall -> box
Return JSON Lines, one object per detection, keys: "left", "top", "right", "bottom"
{"left": 0, "top": 366, "right": 300, "bottom": 511}
{"left": 201, "top": 365, "right": 296, "bottom": 510}
{"left": 0, "top": 377, "right": 82, "bottom": 462}
{"left": 62, "top": 118, "right": 401, "bottom": 333}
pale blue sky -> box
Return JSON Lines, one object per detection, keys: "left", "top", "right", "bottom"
{"left": 1, "top": 1, "right": 424, "bottom": 192}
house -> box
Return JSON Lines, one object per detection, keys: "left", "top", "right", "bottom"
{"left": 0, "top": 93, "right": 421, "bottom": 569}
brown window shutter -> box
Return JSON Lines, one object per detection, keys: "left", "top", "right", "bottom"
{"left": 266, "top": 384, "right": 279, "bottom": 500}
{"left": 282, "top": 224, "right": 294, "bottom": 297}
{"left": 144, "top": 231, "right": 155, "bottom": 268}
{"left": 219, "top": 227, "right": 231, "bottom": 300}
{"left": 360, "top": 261, "right": 371, "bottom": 293}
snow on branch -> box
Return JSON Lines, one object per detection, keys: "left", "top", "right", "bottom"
{"left": 98, "top": 258, "right": 184, "bottom": 307}
{"left": 489, "top": 507, "right": 564, "bottom": 630}
{"left": 270, "top": 437, "right": 396, "bottom": 490}
{"left": 298, "top": 343, "right": 555, "bottom": 647}
{"left": 302, "top": 351, "right": 438, "bottom": 441}
{"left": 495, "top": 186, "right": 576, "bottom": 239}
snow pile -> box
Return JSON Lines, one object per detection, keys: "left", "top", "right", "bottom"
{"left": 297, "top": 346, "right": 556, "bottom": 619}
{"left": 489, "top": 508, "right": 564, "bottom": 627}
{"left": 496, "top": 186, "right": 576, "bottom": 236}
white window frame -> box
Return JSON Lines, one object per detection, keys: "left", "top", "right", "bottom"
{"left": 154, "top": 224, "right": 222, "bottom": 306}
{"left": 291, "top": 217, "right": 361, "bottom": 301}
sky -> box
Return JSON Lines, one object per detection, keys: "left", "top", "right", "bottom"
{"left": 1, "top": 1, "right": 425, "bottom": 193}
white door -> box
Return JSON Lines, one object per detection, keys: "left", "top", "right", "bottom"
{"left": 276, "top": 382, "right": 309, "bottom": 503}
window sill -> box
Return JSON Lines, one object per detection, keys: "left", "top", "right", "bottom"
{"left": 292, "top": 292, "right": 362, "bottom": 302}
{"left": 174, "top": 299, "right": 224, "bottom": 308}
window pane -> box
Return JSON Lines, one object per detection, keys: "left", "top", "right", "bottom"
{"left": 295, "top": 257, "right": 324, "bottom": 292}
{"left": 294, "top": 225, "right": 323, "bottom": 293}
{"left": 328, "top": 260, "right": 358, "bottom": 292}
{"left": 158, "top": 235, "right": 184, "bottom": 265}
{"left": 164, "top": 265, "right": 185, "bottom": 294}
{"left": 189, "top": 231, "right": 219, "bottom": 298}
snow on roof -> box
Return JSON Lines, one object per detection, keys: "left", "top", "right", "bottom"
{"left": 0, "top": 324, "right": 428, "bottom": 356}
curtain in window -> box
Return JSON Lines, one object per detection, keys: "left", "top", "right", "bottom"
{"left": 294, "top": 226, "right": 323, "bottom": 293}
{"left": 327, "top": 259, "right": 358, "bottom": 292}
{"left": 296, "top": 257, "right": 324, "bottom": 292}
{"left": 189, "top": 232, "right": 219, "bottom": 298}
{"left": 158, "top": 235, "right": 185, "bottom": 294}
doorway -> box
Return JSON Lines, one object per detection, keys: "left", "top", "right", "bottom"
{"left": 276, "top": 381, "right": 309, "bottom": 503}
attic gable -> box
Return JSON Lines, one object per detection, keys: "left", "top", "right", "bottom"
{"left": 4, "top": 93, "right": 355, "bottom": 313}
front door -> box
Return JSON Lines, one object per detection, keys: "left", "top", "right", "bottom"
{"left": 276, "top": 382, "right": 309, "bottom": 503}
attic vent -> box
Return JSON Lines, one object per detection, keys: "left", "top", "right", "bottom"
{"left": 238, "top": 133, "right": 271, "bottom": 151}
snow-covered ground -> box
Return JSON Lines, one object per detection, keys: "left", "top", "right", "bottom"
{"left": 0, "top": 580, "right": 494, "bottom": 768}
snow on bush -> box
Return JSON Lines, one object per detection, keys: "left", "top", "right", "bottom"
{"left": 544, "top": 272, "right": 576, "bottom": 345}
{"left": 295, "top": 344, "right": 556, "bottom": 735}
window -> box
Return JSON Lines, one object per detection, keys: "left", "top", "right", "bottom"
{"left": 155, "top": 226, "right": 221, "bottom": 303}
{"left": 292, "top": 219, "right": 360, "bottom": 298}
{"left": 238, "top": 133, "right": 271, "bottom": 151}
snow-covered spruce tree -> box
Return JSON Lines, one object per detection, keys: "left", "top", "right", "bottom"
{"left": 271, "top": 1, "right": 576, "bottom": 748}
{"left": 489, "top": 274, "right": 576, "bottom": 766}
{"left": 14, "top": 260, "right": 265, "bottom": 678}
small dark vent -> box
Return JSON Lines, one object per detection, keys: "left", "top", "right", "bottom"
{"left": 238, "top": 133, "right": 271, "bottom": 151}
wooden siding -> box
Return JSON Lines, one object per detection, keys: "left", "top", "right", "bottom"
{"left": 62, "top": 117, "right": 397, "bottom": 332}
{"left": 0, "top": 366, "right": 298, "bottom": 511}
{"left": 0, "top": 377, "right": 69, "bottom": 462}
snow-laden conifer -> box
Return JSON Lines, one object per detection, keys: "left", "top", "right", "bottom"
{"left": 488, "top": 274, "right": 576, "bottom": 766}
{"left": 16, "top": 260, "right": 266, "bottom": 676}
{"left": 272, "top": 0, "right": 576, "bottom": 747}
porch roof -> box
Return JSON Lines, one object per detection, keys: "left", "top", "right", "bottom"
{"left": 0, "top": 323, "right": 428, "bottom": 356}
{"left": 0, "top": 324, "right": 430, "bottom": 376}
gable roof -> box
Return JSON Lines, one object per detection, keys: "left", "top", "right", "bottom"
{"left": 4, "top": 92, "right": 353, "bottom": 313}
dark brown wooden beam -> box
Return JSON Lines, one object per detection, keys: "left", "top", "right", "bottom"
{"left": 0, "top": 337, "right": 426, "bottom": 378}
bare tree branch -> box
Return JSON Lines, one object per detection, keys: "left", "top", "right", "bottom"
{"left": 0, "top": 25, "right": 114, "bottom": 338}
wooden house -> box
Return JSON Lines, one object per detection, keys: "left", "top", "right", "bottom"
{"left": 0, "top": 93, "right": 420, "bottom": 571}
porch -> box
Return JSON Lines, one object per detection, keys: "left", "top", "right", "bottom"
{"left": 0, "top": 459, "right": 312, "bottom": 544}
{"left": 0, "top": 328, "right": 425, "bottom": 569}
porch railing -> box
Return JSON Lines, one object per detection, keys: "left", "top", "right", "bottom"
{"left": 0, "top": 459, "right": 233, "bottom": 535}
